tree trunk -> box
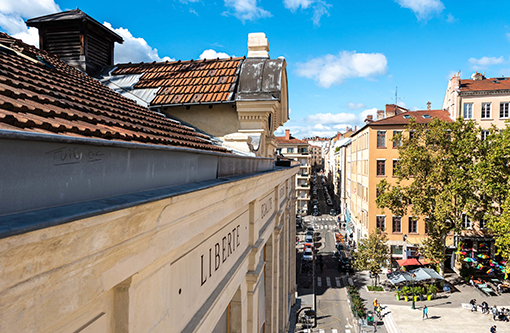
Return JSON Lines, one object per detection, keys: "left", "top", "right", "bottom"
{"left": 439, "top": 235, "right": 446, "bottom": 276}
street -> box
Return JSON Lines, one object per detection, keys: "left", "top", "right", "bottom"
{"left": 296, "top": 214, "right": 357, "bottom": 333}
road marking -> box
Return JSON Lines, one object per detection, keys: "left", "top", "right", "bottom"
{"left": 335, "top": 277, "right": 341, "bottom": 287}
{"left": 345, "top": 330, "right": 351, "bottom": 333}
{"left": 331, "top": 330, "right": 338, "bottom": 333}
{"left": 326, "top": 277, "right": 331, "bottom": 287}
{"left": 317, "top": 277, "right": 322, "bottom": 287}
{"left": 319, "top": 330, "right": 325, "bottom": 333}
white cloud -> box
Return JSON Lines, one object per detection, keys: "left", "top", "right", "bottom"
{"left": 0, "top": 0, "right": 61, "bottom": 47}
{"left": 347, "top": 102, "right": 365, "bottom": 110}
{"left": 179, "top": 0, "right": 200, "bottom": 3}
{"left": 103, "top": 22, "right": 174, "bottom": 63}
{"left": 223, "top": 0, "right": 271, "bottom": 22}
{"left": 360, "top": 107, "right": 378, "bottom": 121}
{"left": 296, "top": 51, "right": 388, "bottom": 88}
{"left": 283, "top": 0, "right": 331, "bottom": 26}
{"left": 468, "top": 56, "right": 505, "bottom": 70}
{"left": 189, "top": 8, "right": 199, "bottom": 16}
{"left": 305, "top": 112, "right": 359, "bottom": 125}
{"left": 395, "top": 0, "right": 444, "bottom": 21}
{"left": 446, "top": 13, "right": 456, "bottom": 23}
{"left": 199, "top": 49, "right": 231, "bottom": 60}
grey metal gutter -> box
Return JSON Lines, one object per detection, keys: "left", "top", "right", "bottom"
{"left": 0, "top": 130, "right": 273, "bottom": 219}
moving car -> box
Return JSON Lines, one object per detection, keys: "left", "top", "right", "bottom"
{"left": 302, "top": 248, "right": 313, "bottom": 261}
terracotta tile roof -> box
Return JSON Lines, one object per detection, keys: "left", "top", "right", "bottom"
{"left": 0, "top": 33, "right": 228, "bottom": 153}
{"left": 369, "top": 109, "right": 452, "bottom": 126}
{"left": 276, "top": 136, "right": 308, "bottom": 144}
{"left": 459, "top": 77, "right": 510, "bottom": 92}
{"left": 112, "top": 57, "right": 244, "bottom": 106}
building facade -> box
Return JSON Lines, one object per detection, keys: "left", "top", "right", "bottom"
{"left": 346, "top": 108, "right": 451, "bottom": 260}
{"left": 0, "top": 10, "right": 297, "bottom": 333}
{"left": 276, "top": 130, "right": 311, "bottom": 214}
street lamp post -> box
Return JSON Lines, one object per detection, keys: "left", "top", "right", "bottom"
{"left": 411, "top": 273, "right": 416, "bottom": 310}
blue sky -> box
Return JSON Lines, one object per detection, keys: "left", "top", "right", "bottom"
{"left": 2, "top": 0, "right": 510, "bottom": 138}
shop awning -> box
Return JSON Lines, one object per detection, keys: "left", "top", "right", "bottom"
{"left": 387, "top": 271, "right": 412, "bottom": 285}
{"left": 408, "top": 267, "right": 444, "bottom": 282}
{"left": 396, "top": 258, "right": 421, "bottom": 267}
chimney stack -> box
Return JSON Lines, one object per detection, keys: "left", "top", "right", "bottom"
{"left": 427, "top": 101, "right": 431, "bottom": 110}
{"left": 27, "top": 9, "right": 124, "bottom": 75}
{"left": 247, "top": 33, "right": 270, "bottom": 58}
{"left": 365, "top": 115, "right": 373, "bottom": 123}
{"left": 285, "top": 129, "right": 290, "bottom": 140}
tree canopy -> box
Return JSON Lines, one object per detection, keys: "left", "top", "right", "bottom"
{"left": 376, "top": 117, "right": 483, "bottom": 273}
{"left": 353, "top": 228, "right": 390, "bottom": 285}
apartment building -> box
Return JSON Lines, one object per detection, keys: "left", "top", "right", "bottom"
{"left": 347, "top": 108, "right": 451, "bottom": 260}
{"left": 443, "top": 71, "right": 508, "bottom": 269}
{"left": 277, "top": 130, "right": 311, "bottom": 214}
{"left": 443, "top": 71, "right": 510, "bottom": 130}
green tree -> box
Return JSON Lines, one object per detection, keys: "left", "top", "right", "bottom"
{"left": 376, "top": 118, "right": 482, "bottom": 275}
{"left": 353, "top": 228, "right": 390, "bottom": 286}
{"left": 477, "top": 125, "right": 510, "bottom": 266}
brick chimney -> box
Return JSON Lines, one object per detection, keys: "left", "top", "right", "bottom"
{"left": 365, "top": 115, "right": 373, "bottom": 123}
{"left": 247, "top": 32, "right": 269, "bottom": 58}
{"left": 27, "top": 9, "right": 124, "bottom": 75}
{"left": 471, "top": 71, "right": 485, "bottom": 81}
{"left": 427, "top": 101, "right": 431, "bottom": 110}
{"left": 285, "top": 129, "right": 290, "bottom": 140}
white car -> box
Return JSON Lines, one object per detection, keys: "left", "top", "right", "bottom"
{"left": 302, "top": 248, "right": 313, "bottom": 261}
{"left": 305, "top": 234, "right": 313, "bottom": 244}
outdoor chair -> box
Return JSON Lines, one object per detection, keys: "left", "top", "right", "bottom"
{"left": 477, "top": 283, "right": 497, "bottom": 297}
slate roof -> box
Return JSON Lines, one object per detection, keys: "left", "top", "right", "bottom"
{"left": 112, "top": 57, "right": 244, "bottom": 106}
{"left": 459, "top": 77, "right": 510, "bottom": 92}
{"left": 369, "top": 109, "right": 452, "bottom": 126}
{"left": 0, "top": 33, "right": 228, "bottom": 153}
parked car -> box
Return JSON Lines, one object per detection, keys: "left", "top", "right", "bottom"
{"left": 305, "top": 234, "right": 314, "bottom": 244}
{"left": 330, "top": 209, "right": 336, "bottom": 216}
{"left": 302, "top": 248, "right": 313, "bottom": 261}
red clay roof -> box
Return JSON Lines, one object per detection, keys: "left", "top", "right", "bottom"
{"left": 112, "top": 57, "right": 244, "bottom": 106}
{"left": 459, "top": 77, "right": 510, "bottom": 92}
{"left": 276, "top": 136, "right": 308, "bottom": 144}
{"left": 0, "top": 33, "right": 227, "bottom": 153}
{"left": 369, "top": 109, "right": 452, "bottom": 126}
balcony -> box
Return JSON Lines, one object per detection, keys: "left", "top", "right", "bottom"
{"left": 297, "top": 183, "right": 309, "bottom": 189}
{"left": 297, "top": 173, "right": 309, "bottom": 178}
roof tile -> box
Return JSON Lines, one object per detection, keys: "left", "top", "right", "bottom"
{"left": 0, "top": 33, "right": 227, "bottom": 153}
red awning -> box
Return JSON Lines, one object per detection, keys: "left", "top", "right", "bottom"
{"left": 396, "top": 258, "right": 422, "bottom": 267}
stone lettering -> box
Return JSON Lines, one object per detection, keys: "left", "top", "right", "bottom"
{"left": 222, "top": 236, "right": 227, "bottom": 263}
{"left": 227, "top": 232, "right": 232, "bottom": 256}
{"left": 201, "top": 224, "right": 242, "bottom": 287}
{"left": 261, "top": 197, "right": 273, "bottom": 220}
{"left": 215, "top": 243, "right": 220, "bottom": 271}
{"left": 200, "top": 255, "right": 207, "bottom": 286}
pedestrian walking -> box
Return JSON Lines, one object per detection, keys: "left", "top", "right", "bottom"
{"left": 373, "top": 319, "right": 378, "bottom": 332}
{"left": 470, "top": 299, "right": 477, "bottom": 312}
{"left": 373, "top": 298, "right": 379, "bottom": 311}
{"left": 492, "top": 305, "right": 499, "bottom": 321}
{"left": 482, "top": 301, "right": 489, "bottom": 314}
{"left": 423, "top": 305, "right": 428, "bottom": 320}
{"left": 376, "top": 304, "right": 382, "bottom": 320}
{"left": 490, "top": 325, "right": 497, "bottom": 333}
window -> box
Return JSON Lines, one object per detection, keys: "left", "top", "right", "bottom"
{"left": 409, "top": 217, "right": 418, "bottom": 233}
{"left": 276, "top": 148, "right": 281, "bottom": 155}
{"left": 481, "top": 103, "right": 491, "bottom": 119}
{"left": 462, "top": 213, "right": 472, "bottom": 229}
{"left": 481, "top": 130, "right": 490, "bottom": 141}
{"left": 403, "top": 115, "right": 411, "bottom": 119}
{"left": 422, "top": 114, "right": 432, "bottom": 119}
{"left": 287, "top": 148, "right": 294, "bottom": 153}
{"left": 376, "top": 160, "right": 386, "bottom": 176}
{"left": 480, "top": 218, "right": 487, "bottom": 229}
{"left": 376, "top": 216, "right": 386, "bottom": 230}
{"left": 393, "top": 131, "right": 402, "bottom": 148}
{"left": 501, "top": 102, "right": 510, "bottom": 119}
{"left": 392, "top": 216, "right": 402, "bottom": 233}
{"left": 409, "top": 130, "right": 416, "bottom": 139}
{"left": 463, "top": 103, "right": 473, "bottom": 119}
{"left": 377, "top": 131, "right": 386, "bottom": 148}
{"left": 392, "top": 159, "right": 399, "bottom": 176}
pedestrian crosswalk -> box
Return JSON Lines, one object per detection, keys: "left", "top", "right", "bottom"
{"left": 314, "top": 276, "right": 348, "bottom": 288}
{"left": 311, "top": 224, "right": 338, "bottom": 230}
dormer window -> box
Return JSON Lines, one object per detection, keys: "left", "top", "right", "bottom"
{"left": 403, "top": 115, "right": 411, "bottom": 119}
{"left": 422, "top": 114, "right": 431, "bottom": 119}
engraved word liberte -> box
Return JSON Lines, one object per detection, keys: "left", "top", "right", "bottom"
{"left": 200, "top": 224, "right": 241, "bottom": 286}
